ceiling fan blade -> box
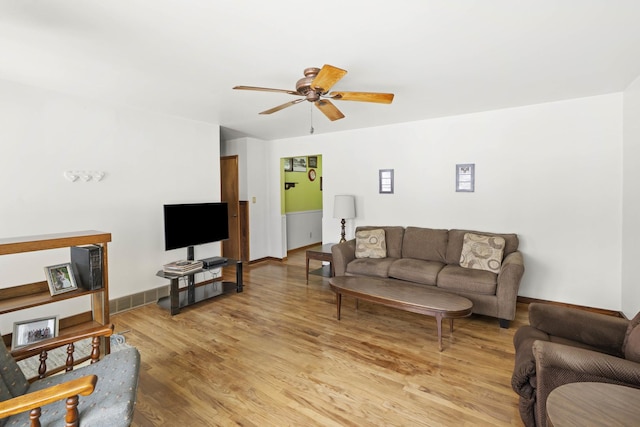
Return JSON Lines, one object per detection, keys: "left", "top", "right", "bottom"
{"left": 259, "top": 98, "right": 305, "bottom": 115}
{"left": 311, "top": 64, "right": 347, "bottom": 93}
{"left": 233, "top": 85, "right": 299, "bottom": 96}
{"left": 315, "top": 99, "right": 345, "bottom": 121}
{"left": 329, "top": 91, "right": 395, "bottom": 104}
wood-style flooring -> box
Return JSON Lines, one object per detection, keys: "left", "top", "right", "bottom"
{"left": 113, "top": 248, "right": 527, "bottom": 426}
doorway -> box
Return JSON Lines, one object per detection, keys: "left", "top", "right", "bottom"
{"left": 282, "top": 154, "right": 323, "bottom": 252}
{"left": 221, "top": 155, "right": 241, "bottom": 260}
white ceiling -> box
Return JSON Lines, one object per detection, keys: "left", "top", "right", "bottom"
{"left": 2, "top": 1, "right": 640, "bottom": 141}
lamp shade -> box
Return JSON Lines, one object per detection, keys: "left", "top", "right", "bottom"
{"left": 333, "top": 195, "right": 356, "bottom": 219}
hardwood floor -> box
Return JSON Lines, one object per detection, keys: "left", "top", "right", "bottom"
{"left": 113, "top": 249, "right": 527, "bottom": 426}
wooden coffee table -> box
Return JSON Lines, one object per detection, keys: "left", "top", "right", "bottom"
{"left": 329, "top": 276, "right": 473, "bottom": 351}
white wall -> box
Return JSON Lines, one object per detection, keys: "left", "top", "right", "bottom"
{"left": 0, "top": 79, "right": 221, "bottom": 332}
{"left": 622, "top": 75, "right": 640, "bottom": 318}
{"left": 266, "top": 94, "right": 625, "bottom": 311}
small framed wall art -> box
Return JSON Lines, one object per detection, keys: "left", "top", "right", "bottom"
{"left": 283, "top": 158, "right": 293, "bottom": 172}
{"left": 44, "top": 263, "right": 78, "bottom": 296}
{"left": 308, "top": 156, "right": 318, "bottom": 168}
{"left": 292, "top": 157, "right": 307, "bottom": 172}
{"left": 379, "top": 169, "right": 394, "bottom": 194}
{"left": 456, "top": 163, "right": 475, "bottom": 192}
{"left": 12, "top": 315, "right": 59, "bottom": 349}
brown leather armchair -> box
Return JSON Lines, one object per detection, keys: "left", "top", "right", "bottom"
{"left": 511, "top": 303, "right": 640, "bottom": 427}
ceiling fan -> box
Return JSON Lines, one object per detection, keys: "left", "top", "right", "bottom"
{"left": 233, "top": 64, "right": 394, "bottom": 122}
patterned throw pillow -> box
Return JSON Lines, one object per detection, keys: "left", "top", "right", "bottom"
{"left": 459, "top": 233, "right": 505, "bottom": 273}
{"left": 355, "top": 229, "right": 387, "bottom": 259}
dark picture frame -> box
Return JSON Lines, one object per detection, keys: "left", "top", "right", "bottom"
{"left": 308, "top": 156, "right": 318, "bottom": 168}
{"left": 44, "top": 262, "right": 78, "bottom": 296}
{"left": 283, "top": 158, "right": 293, "bottom": 172}
{"left": 12, "top": 315, "right": 59, "bottom": 349}
{"left": 292, "top": 157, "right": 307, "bottom": 172}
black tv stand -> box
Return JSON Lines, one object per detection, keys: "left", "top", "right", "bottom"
{"left": 156, "top": 258, "right": 243, "bottom": 315}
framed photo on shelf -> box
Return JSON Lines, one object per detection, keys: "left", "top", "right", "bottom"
{"left": 292, "top": 156, "right": 307, "bottom": 172}
{"left": 12, "top": 316, "right": 59, "bottom": 349}
{"left": 44, "top": 263, "right": 78, "bottom": 296}
{"left": 283, "top": 158, "right": 293, "bottom": 172}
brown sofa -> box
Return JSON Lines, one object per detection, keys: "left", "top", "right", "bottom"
{"left": 512, "top": 303, "right": 640, "bottom": 427}
{"left": 331, "top": 226, "right": 525, "bottom": 327}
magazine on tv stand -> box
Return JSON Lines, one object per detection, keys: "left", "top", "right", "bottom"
{"left": 163, "top": 260, "right": 204, "bottom": 274}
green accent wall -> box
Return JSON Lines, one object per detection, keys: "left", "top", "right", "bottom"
{"left": 281, "top": 155, "right": 322, "bottom": 214}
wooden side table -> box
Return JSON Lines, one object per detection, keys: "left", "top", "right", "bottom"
{"left": 546, "top": 382, "right": 640, "bottom": 426}
{"left": 306, "top": 243, "right": 335, "bottom": 284}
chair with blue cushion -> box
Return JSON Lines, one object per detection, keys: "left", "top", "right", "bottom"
{"left": 0, "top": 324, "right": 140, "bottom": 427}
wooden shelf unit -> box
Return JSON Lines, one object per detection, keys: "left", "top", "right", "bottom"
{"left": 0, "top": 230, "right": 111, "bottom": 350}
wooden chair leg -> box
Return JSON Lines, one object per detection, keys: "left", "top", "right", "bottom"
{"left": 29, "top": 407, "right": 41, "bottom": 427}
{"left": 65, "top": 395, "right": 79, "bottom": 427}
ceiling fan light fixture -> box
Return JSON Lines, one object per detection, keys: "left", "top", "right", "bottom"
{"left": 234, "top": 64, "right": 394, "bottom": 122}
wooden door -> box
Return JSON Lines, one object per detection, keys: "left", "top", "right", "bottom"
{"left": 220, "top": 155, "right": 241, "bottom": 260}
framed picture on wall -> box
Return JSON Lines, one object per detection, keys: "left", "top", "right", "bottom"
{"left": 456, "top": 163, "right": 475, "bottom": 192}
{"left": 308, "top": 156, "right": 318, "bottom": 168}
{"left": 379, "top": 169, "right": 394, "bottom": 194}
{"left": 292, "top": 157, "right": 307, "bottom": 172}
{"left": 283, "top": 158, "right": 293, "bottom": 172}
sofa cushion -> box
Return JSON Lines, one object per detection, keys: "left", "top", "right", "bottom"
{"left": 623, "top": 311, "right": 640, "bottom": 361}
{"left": 356, "top": 226, "right": 404, "bottom": 258}
{"left": 459, "top": 233, "right": 505, "bottom": 274}
{"left": 446, "top": 229, "right": 518, "bottom": 265}
{"left": 436, "top": 265, "right": 497, "bottom": 295}
{"left": 355, "top": 229, "right": 387, "bottom": 259}
{"left": 0, "top": 337, "right": 29, "bottom": 397}
{"left": 401, "top": 227, "right": 448, "bottom": 263}
{"left": 346, "top": 257, "right": 397, "bottom": 278}
{"left": 624, "top": 325, "right": 640, "bottom": 363}
{"left": 388, "top": 258, "right": 445, "bottom": 286}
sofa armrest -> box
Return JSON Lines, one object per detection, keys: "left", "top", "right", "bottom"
{"left": 332, "top": 240, "right": 356, "bottom": 276}
{"left": 533, "top": 340, "right": 640, "bottom": 426}
{"left": 528, "top": 303, "right": 628, "bottom": 356}
{"left": 533, "top": 340, "right": 640, "bottom": 385}
{"left": 512, "top": 326, "right": 551, "bottom": 399}
{"left": 495, "top": 251, "right": 525, "bottom": 321}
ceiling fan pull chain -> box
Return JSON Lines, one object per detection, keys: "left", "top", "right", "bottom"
{"left": 310, "top": 104, "right": 314, "bottom": 134}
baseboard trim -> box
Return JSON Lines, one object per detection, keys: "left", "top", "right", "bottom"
{"left": 517, "top": 296, "right": 625, "bottom": 318}
{"left": 248, "top": 256, "right": 284, "bottom": 264}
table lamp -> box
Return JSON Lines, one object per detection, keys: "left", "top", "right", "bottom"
{"left": 333, "top": 195, "right": 356, "bottom": 243}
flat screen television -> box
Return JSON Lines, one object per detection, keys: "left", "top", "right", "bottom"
{"left": 163, "top": 202, "right": 229, "bottom": 254}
